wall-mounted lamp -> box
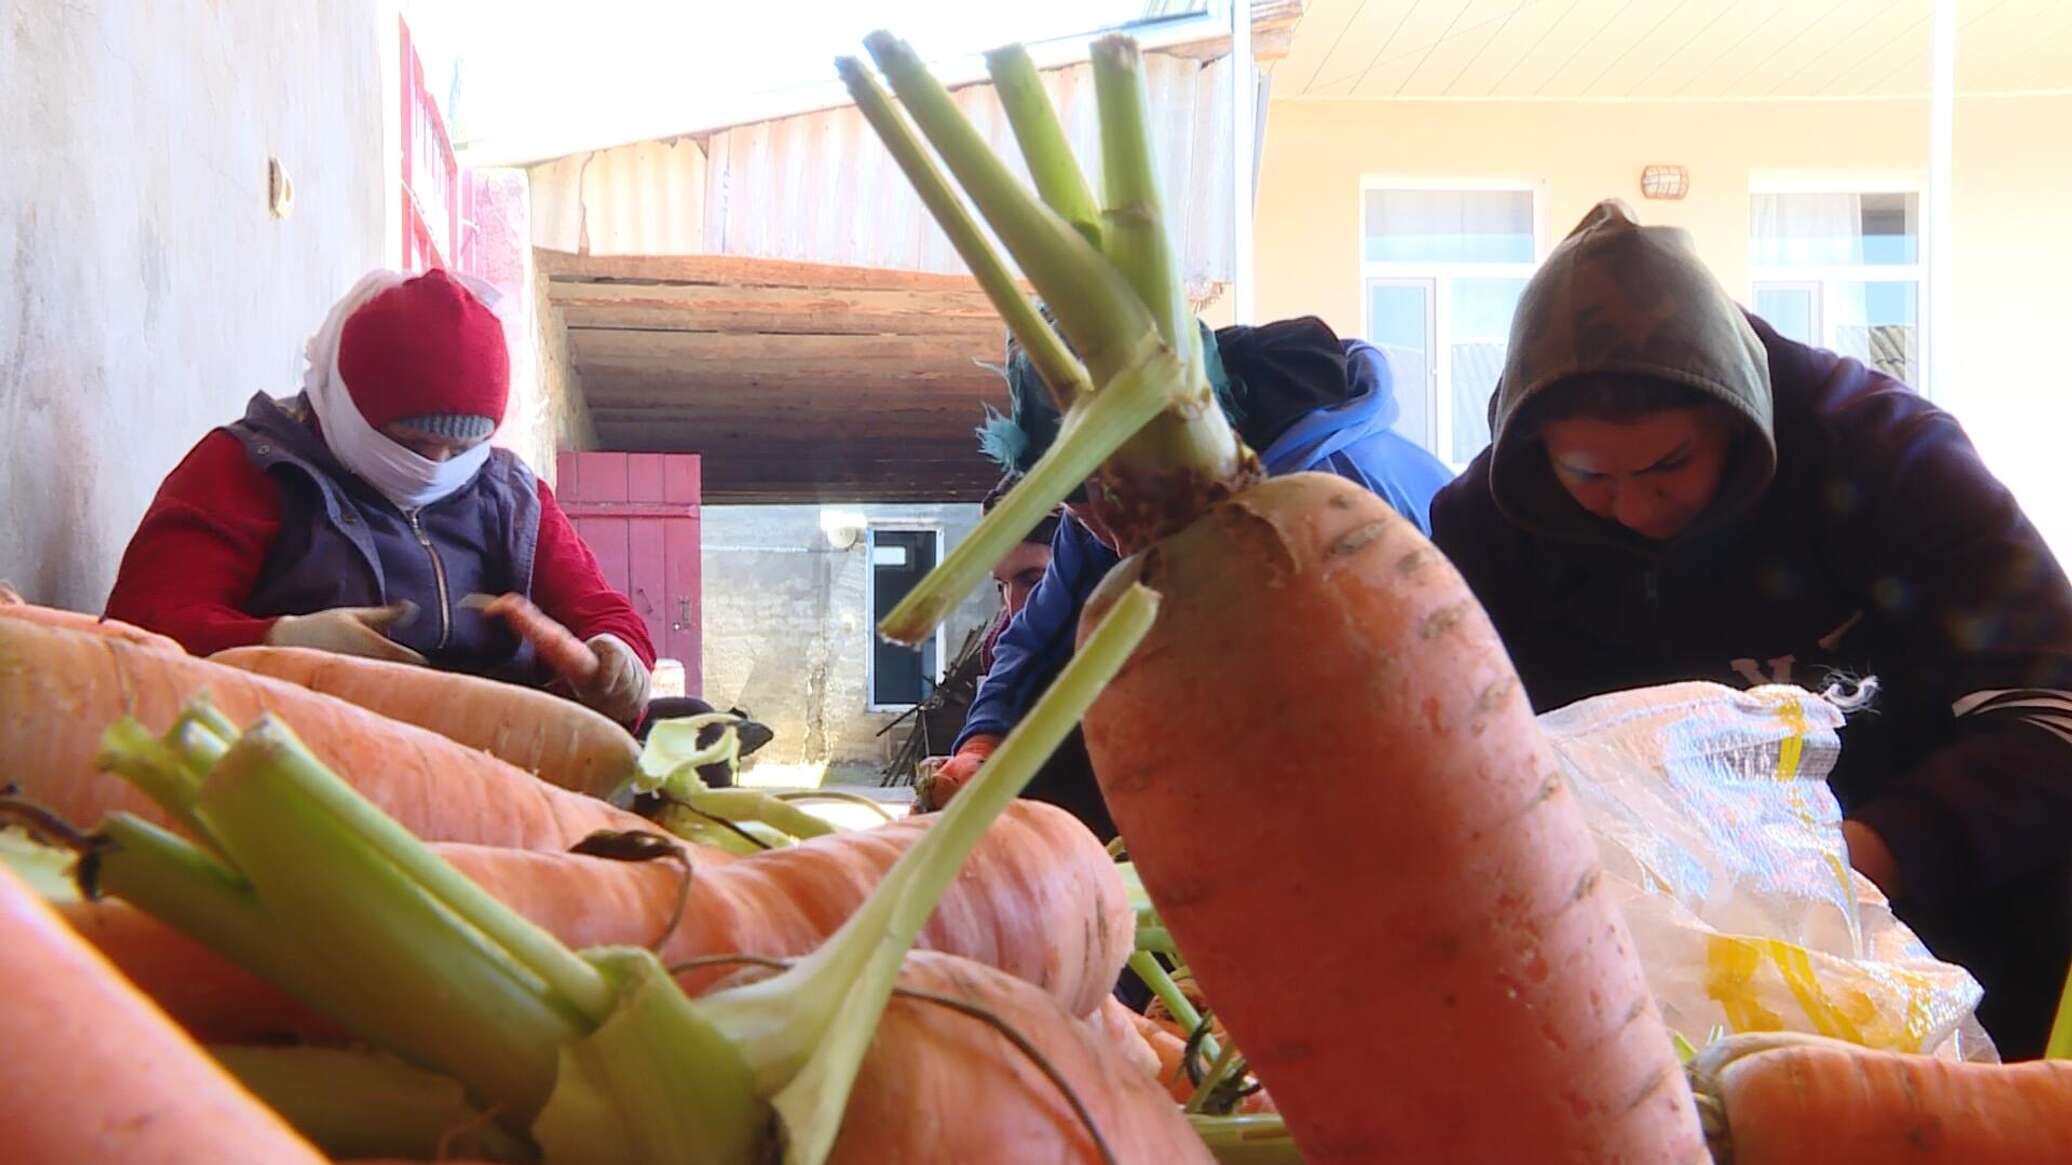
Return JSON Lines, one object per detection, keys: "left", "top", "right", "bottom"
{"left": 818, "top": 508, "right": 867, "bottom": 550}
{"left": 1640, "top": 164, "right": 1689, "bottom": 200}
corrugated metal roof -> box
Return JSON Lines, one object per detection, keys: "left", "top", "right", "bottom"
{"left": 528, "top": 49, "right": 1248, "bottom": 291}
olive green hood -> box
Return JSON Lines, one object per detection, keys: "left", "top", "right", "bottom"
{"left": 1487, "top": 199, "right": 1777, "bottom": 542}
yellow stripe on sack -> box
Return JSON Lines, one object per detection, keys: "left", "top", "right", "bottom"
{"left": 1771, "top": 693, "right": 1808, "bottom": 782}
{"left": 1705, "top": 936, "right": 1784, "bottom": 1032}
{"left": 1764, "top": 939, "right": 1866, "bottom": 1045}
{"left": 1766, "top": 692, "right": 1862, "bottom": 919}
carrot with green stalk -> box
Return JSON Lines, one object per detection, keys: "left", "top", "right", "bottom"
{"left": 42, "top": 578, "right": 1190, "bottom": 1163}
{"left": 840, "top": 31, "right": 1704, "bottom": 1163}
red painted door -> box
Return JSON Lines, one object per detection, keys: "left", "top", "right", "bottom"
{"left": 555, "top": 453, "right": 702, "bottom": 694}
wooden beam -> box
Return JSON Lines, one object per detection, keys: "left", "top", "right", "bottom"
{"left": 549, "top": 282, "right": 1006, "bottom": 337}
{"left": 538, "top": 249, "right": 1032, "bottom": 295}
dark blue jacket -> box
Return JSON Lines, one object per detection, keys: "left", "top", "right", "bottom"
{"left": 960, "top": 337, "right": 1455, "bottom": 749}
{"left": 227, "top": 392, "right": 542, "bottom": 681}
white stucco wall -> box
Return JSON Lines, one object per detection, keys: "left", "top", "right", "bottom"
{"left": 1, "top": 1, "right": 389, "bottom": 609}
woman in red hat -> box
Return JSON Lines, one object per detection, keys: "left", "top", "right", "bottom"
{"left": 105, "top": 268, "right": 655, "bottom": 725}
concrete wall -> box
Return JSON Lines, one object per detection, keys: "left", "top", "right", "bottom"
{"left": 700, "top": 504, "right": 995, "bottom": 784}
{"left": 1254, "top": 94, "right": 2072, "bottom": 555}
{"left": 1, "top": 1, "right": 389, "bottom": 608}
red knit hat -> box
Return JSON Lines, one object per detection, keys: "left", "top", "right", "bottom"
{"left": 336, "top": 269, "right": 509, "bottom": 439}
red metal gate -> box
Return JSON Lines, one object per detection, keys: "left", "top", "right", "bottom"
{"left": 555, "top": 453, "right": 703, "bottom": 694}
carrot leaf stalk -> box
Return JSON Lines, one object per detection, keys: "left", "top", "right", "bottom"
{"left": 81, "top": 579, "right": 1158, "bottom": 1165}
{"left": 692, "top": 581, "right": 1160, "bottom": 1164}
{"left": 2049, "top": 958, "right": 2072, "bottom": 1059}
{"left": 1186, "top": 1114, "right": 1303, "bottom": 1165}
{"left": 986, "top": 44, "right": 1104, "bottom": 253}
{"left": 96, "top": 715, "right": 762, "bottom": 1162}
{"left": 209, "top": 1045, "right": 536, "bottom": 1163}
{"left": 843, "top": 33, "right": 1249, "bottom": 646}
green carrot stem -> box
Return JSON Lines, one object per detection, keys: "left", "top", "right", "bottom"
{"left": 773, "top": 789, "right": 896, "bottom": 822}
{"left": 2048, "top": 958, "right": 2072, "bottom": 1059}
{"left": 878, "top": 345, "right": 1179, "bottom": 645}
{"left": 185, "top": 724, "right": 592, "bottom": 1116}
{"left": 837, "top": 55, "right": 1090, "bottom": 410}
{"left": 1129, "top": 950, "right": 1219, "bottom": 1063}
{"left": 210, "top": 1045, "right": 536, "bottom": 1163}
{"left": 94, "top": 719, "right": 206, "bottom": 833}
{"left": 534, "top": 947, "right": 765, "bottom": 1165}
{"left": 1186, "top": 1114, "right": 1302, "bottom": 1165}
{"left": 700, "top": 582, "right": 1161, "bottom": 1165}
{"left": 670, "top": 786, "right": 836, "bottom": 839}
{"left": 1135, "top": 925, "right": 1177, "bottom": 953}
{"left": 635, "top": 714, "right": 739, "bottom": 793}
{"left": 861, "top": 31, "right": 1155, "bottom": 384}
{"left": 1091, "top": 34, "right": 1187, "bottom": 359}
{"left": 86, "top": 813, "right": 321, "bottom": 999}
{"left": 986, "top": 44, "right": 1103, "bottom": 251}
{"left": 203, "top": 718, "right": 613, "bottom": 1026}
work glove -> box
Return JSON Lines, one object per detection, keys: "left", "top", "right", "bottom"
{"left": 576, "top": 633, "right": 651, "bottom": 725}
{"left": 265, "top": 603, "right": 425, "bottom": 665}
{"left": 914, "top": 734, "right": 1000, "bottom": 812}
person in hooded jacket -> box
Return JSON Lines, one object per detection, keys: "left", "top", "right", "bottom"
{"left": 1429, "top": 199, "right": 2072, "bottom": 1058}
{"left": 917, "top": 315, "right": 1456, "bottom": 837}
{"left": 105, "top": 268, "right": 655, "bottom": 725}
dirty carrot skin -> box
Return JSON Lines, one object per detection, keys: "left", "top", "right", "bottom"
{"left": 211, "top": 644, "right": 640, "bottom": 799}
{"left": 1, "top": 617, "right": 652, "bottom": 850}
{"left": 64, "top": 798, "right": 1132, "bottom": 1042}
{"left": 0, "top": 595, "right": 185, "bottom": 653}
{"left": 0, "top": 863, "right": 328, "bottom": 1164}
{"left": 827, "top": 950, "right": 1213, "bottom": 1164}
{"left": 842, "top": 32, "right": 1704, "bottom": 1162}
{"left": 1689, "top": 1031, "right": 2072, "bottom": 1164}
{"left": 467, "top": 592, "right": 599, "bottom": 685}
{"left": 1080, "top": 481, "right": 1702, "bottom": 1162}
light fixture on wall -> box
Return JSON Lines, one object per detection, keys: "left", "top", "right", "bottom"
{"left": 1640, "top": 164, "right": 1689, "bottom": 201}
{"left": 818, "top": 508, "right": 867, "bottom": 550}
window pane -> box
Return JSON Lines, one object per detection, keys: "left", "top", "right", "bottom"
{"left": 1364, "top": 189, "right": 1534, "bottom": 264}
{"left": 1832, "top": 280, "right": 1919, "bottom": 385}
{"left": 1753, "top": 284, "right": 1817, "bottom": 345}
{"left": 1367, "top": 280, "right": 1432, "bottom": 448}
{"left": 1448, "top": 277, "right": 1524, "bottom": 463}
{"left": 1752, "top": 192, "right": 1919, "bottom": 267}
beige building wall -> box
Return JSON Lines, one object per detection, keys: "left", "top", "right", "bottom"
{"left": 1253, "top": 94, "right": 2072, "bottom": 554}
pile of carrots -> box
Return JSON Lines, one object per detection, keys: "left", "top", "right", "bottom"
{"left": 9, "top": 23, "right": 2072, "bottom": 1164}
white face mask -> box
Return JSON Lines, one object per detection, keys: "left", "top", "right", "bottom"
{"left": 299, "top": 270, "right": 503, "bottom": 510}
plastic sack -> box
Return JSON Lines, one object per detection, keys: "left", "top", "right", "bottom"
{"left": 1541, "top": 681, "right": 1994, "bottom": 1062}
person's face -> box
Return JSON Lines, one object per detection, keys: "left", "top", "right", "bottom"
{"left": 991, "top": 541, "right": 1052, "bottom": 619}
{"left": 382, "top": 423, "right": 487, "bottom": 463}
{"left": 1541, "top": 407, "right": 1736, "bottom": 541}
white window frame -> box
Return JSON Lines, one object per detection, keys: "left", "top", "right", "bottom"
{"left": 1748, "top": 176, "right": 1926, "bottom": 390}
{"left": 863, "top": 522, "right": 947, "bottom": 713}
{"left": 1357, "top": 177, "right": 1547, "bottom": 468}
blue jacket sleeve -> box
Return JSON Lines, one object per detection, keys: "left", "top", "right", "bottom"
{"left": 956, "top": 516, "right": 1121, "bottom": 747}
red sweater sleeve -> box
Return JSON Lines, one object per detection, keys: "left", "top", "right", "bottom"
{"left": 529, "top": 479, "right": 659, "bottom": 669}
{"left": 104, "top": 431, "right": 284, "bottom": 655}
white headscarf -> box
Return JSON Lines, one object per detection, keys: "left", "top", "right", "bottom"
{"left": 299, "top": 269, "right": 505, "bottom": 510}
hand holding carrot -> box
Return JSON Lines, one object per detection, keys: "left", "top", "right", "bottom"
{"left": 467, "top": 592, "right": 650, "bottom": 723}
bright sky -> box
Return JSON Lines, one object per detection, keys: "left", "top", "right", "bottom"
{"left": 403, "top": 0, "right": 1206, "bottom": 160}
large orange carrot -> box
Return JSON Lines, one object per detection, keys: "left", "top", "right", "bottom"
{"left": 0, "top": 863, "right": 327, "bottom": 1164}
{"left": 467, "top": 592, "right": 598, "bottom": 686}
{"left": 67, "top": 798, "right": 1132, "bottom": 1042}
{"left": 1689, "top": 1032, "right": 2072, "bottom": 1164}
{"left": 1080, "top": 476, "right": 1702, "bottom": 1162}
{"left": 210, "top": 644, "right": 640, "bottom": 799}
{"left": 830, "top": 949, "right": 1214, "bottom": 1164}
{"left": 0, "top": 595, "right": 185, "bottom": 653}
{"left": 0, "top": 617, "right": 653, "bottom": 850}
